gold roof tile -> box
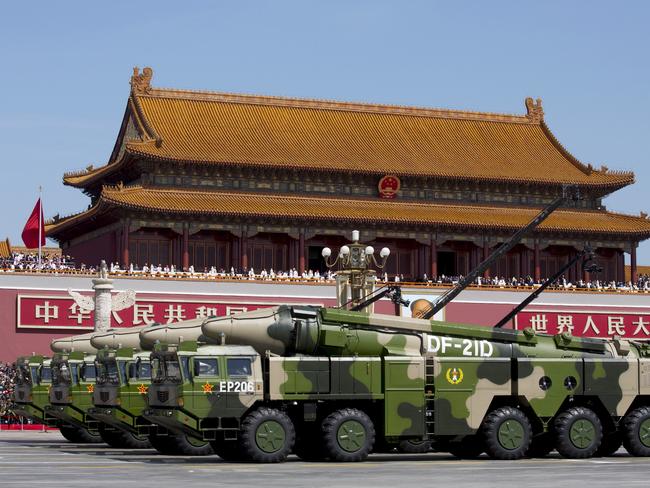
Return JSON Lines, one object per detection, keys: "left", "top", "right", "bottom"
{"left": 46, "top": 186, "right": 650, "bottom": 238}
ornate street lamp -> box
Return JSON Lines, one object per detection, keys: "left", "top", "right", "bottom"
{"left": 322, "top": 230, "right": 390, "bottom": 312}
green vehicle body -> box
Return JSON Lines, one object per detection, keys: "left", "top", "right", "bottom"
{"left": 89, "top": 347, "right": 153, "bottom": 435}
{"left": 13, "top": 355, "right": 53, "bottom": 424}
{"left": 44, "top": 352, "right": 99, "bottom": 433}
{"left": 143, "top": 305, "right": 650, "bottom": 461}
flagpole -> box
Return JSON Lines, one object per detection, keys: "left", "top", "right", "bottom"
{"left": 38, "top": 186, "right": 42, "bottom": 269}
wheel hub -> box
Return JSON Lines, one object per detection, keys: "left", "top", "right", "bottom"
{"left": 337, "top": 420, "right": 366, "bottom": 452}
{"left": 569, "top": 419, "right": 595, "bottom": 449}
{"left": 497, "top": 419, "right": 525, "bottom": 450}
{"left": 639, "top": 418, "right": 650, "bottom": 448}
{"left": 255, "top": 420, "right": 286, "bottom": 453}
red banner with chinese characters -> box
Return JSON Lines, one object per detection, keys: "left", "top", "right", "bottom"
{"left": 514, "top": 310, "right": 650, "bottom": 339}
{"left": 17, "top": 295, "right": 304, "bottom": 330}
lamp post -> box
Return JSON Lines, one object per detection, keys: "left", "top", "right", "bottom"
{"left": 322, "top": 230, "right": 390, "bottom": 313}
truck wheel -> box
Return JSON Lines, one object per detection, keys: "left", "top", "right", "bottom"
{"left": 595, "top": 430, "right": 622, "bottom": 457}
{"left": 397, "top": 439, "right": 432, "bottom": 454}
{"left": 240, "top": 407, "right": 295, "bottom": 463}
{"left": 527, "top": 433, "right": 554, "bottom": 458}
{"left": 622, "top": 406, "right": 650, "bottom": 456}
{"left": 59, "top": 425, "right": 103, "bottom": 444}
{"left": 447, "top": 435, "right": 484, "bottom": 459}
{"left": 98, "top": 424, "right": 151, "bottom": 449}
{"left": 321, "top": 408, "right": 375, "bottom": 462}
{"left": 554, "top": 406, "right": 602, "bottom": 458}
{"left": 482, "top": 406, "right": 532, "bottom": 460}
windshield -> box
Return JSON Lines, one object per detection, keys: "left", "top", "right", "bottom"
{"left": 16, "top": 364, "right": 31, "bottom": 385}
{"left": 52, "top": 361, "right": 72, "bottom": 386}
{"left": 151, "top": 354, "right": 182, "bottom": 384}
{"left": 40, "top": 366, "right": 52, "bottom": 384}
{"left": 127, "top": 359, "right": 151, "bottom": 381}
{"left": 95, "top": 358, "right": 119, "bottom": 385}
{"left": 81, "top": 363, "right": 96, "bottom": 382}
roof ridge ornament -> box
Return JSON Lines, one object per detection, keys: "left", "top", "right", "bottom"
{"left": 131, "top": 67, "right": 153, "bottom": 94}
{"left": 525, "top": 97, "right": 544, "bottom": 122}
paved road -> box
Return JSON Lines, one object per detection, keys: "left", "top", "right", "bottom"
{"left": 0, "top": 431, "right": 648, "bottom": 487}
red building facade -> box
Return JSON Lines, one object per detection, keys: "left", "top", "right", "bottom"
{"left": 47, "top": 67, "right": 650, "bottom": 281}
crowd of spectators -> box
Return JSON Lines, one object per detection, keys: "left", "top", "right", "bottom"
{"left": 0, "top": 362, "right": 16, "bottom": 417}
{"left": 2, "top": 250, "right": 650, "bottom": 293}
{"left": 0, "top": 250, "right": 75, "bottom": 272}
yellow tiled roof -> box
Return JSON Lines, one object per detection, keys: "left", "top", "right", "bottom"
{"left": 0, "top": 238, "right": 11, "bottom": 259}
{"left": 63, "top": 69, "right": 633, "bottom": 189}
{"left": 46, "top": 186, "right": 650, "bottom": 238}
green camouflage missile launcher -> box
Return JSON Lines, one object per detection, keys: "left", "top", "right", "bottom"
{"left": 88, "top": 321, "right": 213, "bottom": 455}
{"left": 44, "top": 351, "right": 103, "bottom": 443}
{"left": 141, "top": 304, "right": 650, "bottom": 463}
{"left": 13, "top": 355, "right": 53, "bottom": 424}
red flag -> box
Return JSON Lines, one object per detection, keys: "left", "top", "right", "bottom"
{"left": 21, "top": 198, "right": 45, "bottom": 248}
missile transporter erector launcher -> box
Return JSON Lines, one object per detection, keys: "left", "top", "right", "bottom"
{"left": 143, "top": 305, "right": 650, "bottom": 463}
{"left": 88, "top": 321, "right": 213, "bottom": 455}
{"left": 12, "top": 355, "right": 52, "bottom": 424}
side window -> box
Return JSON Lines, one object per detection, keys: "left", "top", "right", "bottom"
{"left": 138, "top": 362, "right": 151, "bottom": 380}
{"left": 193, "top": 358, "right": 219, "bottom": 377}
{"left": 227, "top": 358, "right": 251, "bottom": 376}
{"left": 180, "top": 357, "right": 191, "bottom": 381}
{"left": 127, "top": 362, "right": 137, "bottom": 380}
{"left": 81, "top": 364, "right": 96, "bottom": 381}
{"left": 71, "top": 364, "right": 79, "bottom": 384}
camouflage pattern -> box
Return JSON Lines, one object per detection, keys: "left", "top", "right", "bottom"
{"left": 44, "top": 352, "right": 99, "bottom": 432}
{"left": 196, "top": 305, "right": 650, "bottom": 446}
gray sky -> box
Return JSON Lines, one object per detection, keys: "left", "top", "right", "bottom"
{"left": 1, "top": 1, "right": 649, "bottom": 262}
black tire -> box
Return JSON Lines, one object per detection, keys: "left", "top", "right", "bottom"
{"left": 554, "top": 406, "right": 603, "bottom": 459}
{"left": 482, "top": 406, "right": 532, "bottom": 460}
{"left": 321, "top": 408, "right": 375, "bottom": 462}
{"left": 210, "top": 439, "right": 247, "bottom": 462}
{"left": 240, "top": 407, "right": 295, "bottom": 463}
{"left": 59, "top": 424, "right": 103, "bottom": 444}
{"left": 98, "top": 424, "right": 151, "bottom": 449}
{"left": 447, "top": 435, "right": 484, "bottom": 459}
{"left": 527, "top": 433, "right": 554, "bottom": 458}
{"left": 595, "top": 430, "right": 622, "bottom": 457}
{"left": 397, "top": 439, "right": 432, "bottom": 454}
{"left": 149, "top": 432, "right": 213, "bottom": 456}
{"left": 622, "top": 406, "right": 650, "bottom": 457}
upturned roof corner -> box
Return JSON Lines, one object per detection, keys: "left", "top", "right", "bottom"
{"left": 130, "top": 66, "right": 153, "bottom": 94}
{"left": 525, "top": 97, "right": 544, "bottom": 122}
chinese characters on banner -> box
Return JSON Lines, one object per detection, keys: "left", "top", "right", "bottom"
{"left": 515, "top": 310, "right": 650, "bottom": 339}
{"left": 17, "top": 295, "right": 286, "bottom": 330}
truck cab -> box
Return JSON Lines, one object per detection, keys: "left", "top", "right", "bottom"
{"left": 12, "top": 355, "right": 52, "bottom": 423}
{"left": 44, "top": 352, "right": 101, "bottom": 442}
{"left": 144, "top": 342, "right": 263, "bottom": 448}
